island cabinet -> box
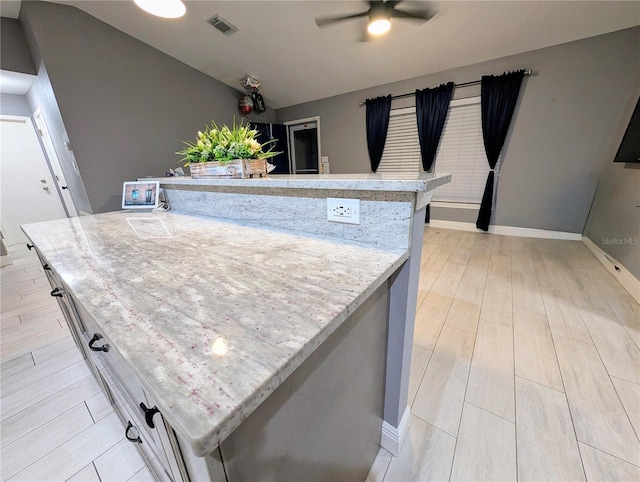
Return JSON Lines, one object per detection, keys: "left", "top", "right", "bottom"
{"left": 32, "top": 244, "right": 185, "bottom": 481}
{"left": 23, "top": 173, "right": 450, "bottom": 482}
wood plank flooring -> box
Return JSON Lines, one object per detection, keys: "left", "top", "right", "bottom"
{"left": 3, "top": 228, "right": 639, "bottom": 481}
{"left": 0, "top": 244, "right": 149, "bottom": 481}
{"left": 369, "top": 227, "right": 640, "bottom": 482}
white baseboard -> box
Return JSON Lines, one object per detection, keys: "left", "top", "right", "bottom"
{"left": 381, "top": 405, "right": 410, "bottom": 456}
{"left": 582, "top": 237, "right": 640, "bottom": 304}
{"left": 427, "top": 219, "right": 583, "bottom": 241}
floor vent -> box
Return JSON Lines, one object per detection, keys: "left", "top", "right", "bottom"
{"left": 207, "top": 15, "right": 238, "bottom": 36}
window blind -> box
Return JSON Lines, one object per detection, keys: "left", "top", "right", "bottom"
{"left": 376, "top": 107, "right": 421, "bottom": 174}
{"left": 432, "top": 98, "right": 494, "bottom": 203}
{"left": 376, "top": 97, "right": 498, "bottom": 204}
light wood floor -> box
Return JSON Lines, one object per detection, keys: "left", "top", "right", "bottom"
{"left": 0, "top": 244, "right": 152, "bottom": 481}
{"left": 2, "top": 229, "right": 639, "bottom": 481}
{"left": 368, "top": 227, "right": 640, "bottom": 482}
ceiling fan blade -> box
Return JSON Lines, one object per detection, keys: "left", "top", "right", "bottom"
{"left": 390, "top": 8, "right": 434, "bottom": 22}
{"left": 315, "top": 11, "right": 369, "bottom": 28}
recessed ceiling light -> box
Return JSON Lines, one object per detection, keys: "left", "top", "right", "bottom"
{"left": 133, "top": 0, "right": 186, "bottom": 19}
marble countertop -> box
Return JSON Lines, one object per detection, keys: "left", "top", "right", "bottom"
{"left": 22, "top": 212, "right": 408, "bottom": 456}
{"left": 149, "top": 172, "right": 452, "bottom": 192}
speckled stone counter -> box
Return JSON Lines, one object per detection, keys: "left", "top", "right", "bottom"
{"left": 145, "top": 172, "right": 452, "bottom": 459}
{"left": 22, "top": 212, "right": 408, "bottom": 457}
{"left": 156, "top": 172, "right": 451, "bottom": 194}
{"left": 149, "top": 173, "right": 451, "bottom": 251}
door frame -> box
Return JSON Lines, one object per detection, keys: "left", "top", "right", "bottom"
{"left": 32, "top": 108, "right": 78, "bottom": 216}
{"left": 283, "top": 116, "right": 321, "bottom": 174}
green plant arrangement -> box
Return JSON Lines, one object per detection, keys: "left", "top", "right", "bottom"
{"left": 176, "top": 118, "right": 279, "bottom": 166}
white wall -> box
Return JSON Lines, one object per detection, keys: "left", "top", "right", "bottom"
{"left": 584, "top": 82, "right": 640, "bottom": 279}
{"left": 0, "top": 93, "right": 31, "bottom": 116}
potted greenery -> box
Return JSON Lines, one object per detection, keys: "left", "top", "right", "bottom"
{"left": 177, "top": 118, "right": 280, "bottom": 179}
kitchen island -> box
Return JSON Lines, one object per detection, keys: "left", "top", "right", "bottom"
{"left": 23, "top": 173, "right": 450, "bottom": 481}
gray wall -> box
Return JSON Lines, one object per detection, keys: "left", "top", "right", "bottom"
{"left": 584, "top": 83, "right": 640, "bottom": 280}
{"left": 0, "top": 14, "right": 94, "bottom": 214}
{"left": 19, "top": 1, "right": 275, "bottom": 213}
{"left": 0, "top": 93, "right": 32, "bottom": 116}
{"left": 277, "top": 27, "right": 640, "bottom": 234}
{"left": 0, "top": 18, "right": 36, "bottom": 74}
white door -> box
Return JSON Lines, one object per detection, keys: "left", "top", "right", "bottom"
{"left": 33, "top": 109, "right": 78, "bottom": 217}
{"left": 1, "top": 115, "right": 68, "bottom": 246}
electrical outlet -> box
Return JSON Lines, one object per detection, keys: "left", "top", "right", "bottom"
{"left": 327, "top": 198, "right": 361, "bottom": 225}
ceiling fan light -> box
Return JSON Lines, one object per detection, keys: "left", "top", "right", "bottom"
{"left": 368, "top": 18, "right": 391, "bottom": 35}
{"left": 133, "top": 0, "right": 186, "bottom": 19}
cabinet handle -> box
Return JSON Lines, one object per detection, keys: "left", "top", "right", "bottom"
{"left": 50, "top": 288, "right": 63, "bottom": 298}
{"left": 139, "top": 402, "right": 160, "bottom": 429}
{"left": 43, "top": 264, "right": 51, "bottom": 271}
{"left": 88, "top": 333, "right": 110, "bottom": 352}
{"left": 26, "top": 243, "right": 34, "bottom": 251}
{"left": 125, "top": 421, "right": 142, "bottom": 443}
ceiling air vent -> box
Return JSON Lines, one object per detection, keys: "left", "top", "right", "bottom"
{"left": 207, "top": 15, "right": 238, "bottom": 36}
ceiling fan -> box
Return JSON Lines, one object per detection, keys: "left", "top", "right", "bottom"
{"left": 315, "top": 1, "right": 434, "bottom": 40}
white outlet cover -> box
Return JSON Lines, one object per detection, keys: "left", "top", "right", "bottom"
{"left": 327, "top": 198, "right": 361, "bottom": 225}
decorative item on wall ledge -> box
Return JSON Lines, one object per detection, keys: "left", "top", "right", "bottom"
{"left": 177, "top": 118, "right": 280, "bottom": 179}
{"left": 189, "top": 158, "right": 268, "bottom": 179}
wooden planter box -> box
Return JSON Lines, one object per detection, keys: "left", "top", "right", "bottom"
{"left": 189, "top": 159, "right": 267, "bottom": 179}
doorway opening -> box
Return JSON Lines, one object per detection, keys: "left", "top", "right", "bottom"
{"left": 285, "top": 117, "right": 321, "bottom": 174}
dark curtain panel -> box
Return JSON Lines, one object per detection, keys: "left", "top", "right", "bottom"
{"left": 416, "top": 82, "right": 455, "bottom": 172}
{"left": 365, "top": 95, "right": 392, "bottom": 173}
{"left": 250, "top": 123, "right": 290, "bottom": 174}
{"left": 416, "top": 82, "right": 454, "bottom": 223}
{"left": 476, "top": 70, "right": 525, "bottom": 231}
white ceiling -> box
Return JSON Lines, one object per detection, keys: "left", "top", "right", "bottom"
{"left": 11, "top": 1, "right": 640, "bottom": 108}
{"left": 0, "top": 0, "right": 21, "bottom": 18}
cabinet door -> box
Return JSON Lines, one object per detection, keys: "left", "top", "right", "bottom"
{"left": 68, "top": 297, "right": 188, "bottom": 482}
{"left": 28, "top": 245, "right": 70, "bottom": 333}
{"left": 34, "top": 252, "right": 91, "bottom": 369}
{"left": 31, "top": 245, "right": 190, "bottom": 482}
{"left": 143, "top": 390, "right": 191, "bottom": 482}
{"left": 52, "top": 290, "right": 87, "bottom": 357}
{"left": 95, "top": 357, "right": 180, "bottom": 482}
{"left": 67, "top": 293, "right": 150, "bottom": 409}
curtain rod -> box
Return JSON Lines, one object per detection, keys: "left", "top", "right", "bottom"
{"left": 358, "top": 69, "right": 533, "bottom": 107}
